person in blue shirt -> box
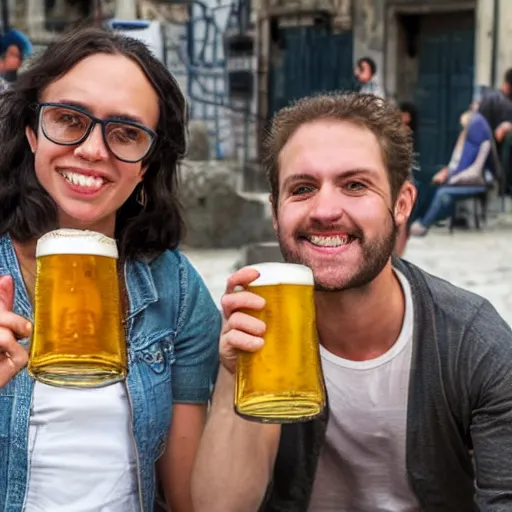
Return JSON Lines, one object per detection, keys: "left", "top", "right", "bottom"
{"left": 410, "top": 111, "right": 493, "bottom": 236}
{"left": 0, "top": 27, "right": 221, "bottom": 512}
{"left": 0, "top": 29, "right": 32, "bottom": 87}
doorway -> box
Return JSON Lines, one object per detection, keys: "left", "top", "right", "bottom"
{"left": 395, "top": 10, "right": 475, "bottom": 176}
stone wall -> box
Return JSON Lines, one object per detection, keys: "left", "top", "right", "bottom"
{"left": 180, "top": 160, "right": 276, "bottom": 248}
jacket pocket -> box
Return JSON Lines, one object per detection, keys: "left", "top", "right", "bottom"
{"left": 131, "top": 334, "right": 174, "bottom": 458}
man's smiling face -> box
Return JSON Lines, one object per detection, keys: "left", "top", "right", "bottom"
{"left": 273, "top": 118, "right": 402, "bottom": 292}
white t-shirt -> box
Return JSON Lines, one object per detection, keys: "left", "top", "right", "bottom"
{"left": 309, "top": 270, "right": 419, "bottom": 511}
{"left": 25, "top": 382, "right": 140, "bottom": 512}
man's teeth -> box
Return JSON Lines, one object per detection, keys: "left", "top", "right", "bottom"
{"left": 308, "top": 235, "right": 351, "bottom": 247}
{"left": 59, "top": 171, "right": 105, "bottom": 189}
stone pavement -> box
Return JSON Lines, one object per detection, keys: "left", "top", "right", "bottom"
{"left": 183, "top": 218, "right": 512, "bottom": 326}
{"left": 403, "top": 223, "right": 512, "bottom": 326}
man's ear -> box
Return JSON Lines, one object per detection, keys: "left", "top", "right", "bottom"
{"left": 394, "top": 181, "right": 417, "bottom": 228}
{"left": 269, "top": 193, "right": 278, "bottom": 233}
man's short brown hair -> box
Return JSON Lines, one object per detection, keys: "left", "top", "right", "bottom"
{"left": 263, "top": 93, "right": 413, "bottom": 212}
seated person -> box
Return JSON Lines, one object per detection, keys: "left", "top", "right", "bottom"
{"left": 410, "top": 111, "right": 493, "bottom": 236}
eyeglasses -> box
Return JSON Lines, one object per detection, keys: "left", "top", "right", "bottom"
{"left": 38, "top": 102, "right": 157, "bottom": 163}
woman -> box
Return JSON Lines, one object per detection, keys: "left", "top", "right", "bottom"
{"left": 0, "top": 28, "right": 221, "bottom": 511}
{"left": 410, "top": 111, "right": 493, "bottom": 235}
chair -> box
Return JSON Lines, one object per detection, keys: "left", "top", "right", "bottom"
{"left": 448, "top": 189, "right": 489, "bottom": 233}
{"left": 448, "top": 131, "right": 507, "bottom": 233}
{"left": 499, "top": 132, "right": 512, "bottom": 201}
{"left": 448, "top": 164, "right": 495, "bottom": 233}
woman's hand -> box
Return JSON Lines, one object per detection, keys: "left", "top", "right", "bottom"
{"left": 0, "top": 276, "right": 32, "bottom": 387}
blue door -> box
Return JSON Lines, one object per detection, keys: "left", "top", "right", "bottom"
{"left": 415, "top": 23, "right": 475, "bottom": 176}
{"left": 268, "top": 25, "right": 354, "bottom": 120}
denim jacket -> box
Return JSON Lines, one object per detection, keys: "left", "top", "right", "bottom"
{"left": 0, "top": 234, "right": 221, "bottom": 512}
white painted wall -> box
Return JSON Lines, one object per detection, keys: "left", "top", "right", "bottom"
{"left": 474, "top": 0, "right": 494, "bottom": 88}
{"left": 496, "top": 0, "right": 512, "bottom": 87}
{"left": 115, "top": 0, "right": 137, "bottom": 20}
{"left": 474, "top": 0, "right": 512, "bottom": 93}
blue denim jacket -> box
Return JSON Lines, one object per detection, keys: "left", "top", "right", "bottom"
{"left": 0, "top": 234, "right": 221, "bottom": 512}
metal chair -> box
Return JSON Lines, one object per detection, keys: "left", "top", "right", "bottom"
{"left": 448, "top": 189, "right": 489, "bottom": 233}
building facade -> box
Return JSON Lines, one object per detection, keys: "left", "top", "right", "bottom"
{"left": 7, "top": 0, "right": 512, "bottom": 183}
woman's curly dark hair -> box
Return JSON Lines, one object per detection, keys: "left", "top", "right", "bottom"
{"left": 0, "top": 27, "right": 187, "bottom": 261}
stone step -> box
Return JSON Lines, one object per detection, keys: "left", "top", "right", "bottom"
{"left": 240, "top": 241, "right": 283, "bottom": 266}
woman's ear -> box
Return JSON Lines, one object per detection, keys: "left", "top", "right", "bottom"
{"left": 25, "top": 126, "right": 37, "bottom": 153}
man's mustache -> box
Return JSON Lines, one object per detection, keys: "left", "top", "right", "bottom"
{"left": 296, "top": 223, "right": 364, "bottom": 240}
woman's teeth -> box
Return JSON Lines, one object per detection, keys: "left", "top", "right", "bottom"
{"left": 308, "top": 235, "right": 351, "bottom": 247}
{"left": 59, "top": 170, "right": 105, "bottom": 190}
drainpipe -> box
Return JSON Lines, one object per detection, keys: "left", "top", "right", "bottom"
{"left": 1, "top": 0, "right": 9, "bottom": 33}
{"left": 490, "top": 0, "right": 499, "bottom": 88}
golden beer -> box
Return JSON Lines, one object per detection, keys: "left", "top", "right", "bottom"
{"left": 28, "top": 229, "right": 126, "bottom": 388}
{"left": 235, "top": 263, "right": 326, "bottom": 423}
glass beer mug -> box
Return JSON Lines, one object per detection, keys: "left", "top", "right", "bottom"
{"left": 28, "top": 229, "right": 126, "bottom": 388}
{"left": 235, "top": 262, "right": 326, "bottom": 423}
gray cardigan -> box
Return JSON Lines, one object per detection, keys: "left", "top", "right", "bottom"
{"left": 261, "top": 258, "right": 512, "bottom": 511}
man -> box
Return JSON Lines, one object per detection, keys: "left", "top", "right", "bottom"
{"left": 477, "top": 69, "right": 512, "bottom": 194}
{"left": 192, "top": 93, "right": 512, "bottom": 511}
{"left": 478, "top": 68, "right": 512, "bottom": 132}
{"left": 478, "top": 68, "right": 512, "bottom": 136}
{"left": 354, "top": 56, "right": 385, "bottom": 98}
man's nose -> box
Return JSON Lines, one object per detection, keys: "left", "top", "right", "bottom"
{"left": 309, "top": 186, "right": 345, "bottom": 224}
{"left": 74, "top": 124, "right": 109, "bottom": 162}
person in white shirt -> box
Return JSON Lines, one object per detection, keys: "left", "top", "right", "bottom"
{"left": 355, "top": 56, "right": 386, "bottom": 98}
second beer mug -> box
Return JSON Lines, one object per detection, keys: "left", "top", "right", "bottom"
{"left": 235, "top": 262, "right": 326, "bottom": 423}
{"left": 28, "top": 229, "right": 126, "bottom": 388}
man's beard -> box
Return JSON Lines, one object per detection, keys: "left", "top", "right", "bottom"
{"left": 277, "top": 211, "right": 398, "bottom": 292}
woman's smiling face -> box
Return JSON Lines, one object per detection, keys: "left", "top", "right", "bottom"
{"left": 26, "top": 52, "right": 160, "bottom": 237}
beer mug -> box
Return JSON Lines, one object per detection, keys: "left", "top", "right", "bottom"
{"left": 234, "top": 262, "right": 326, "bottom": 423}
{"left": 28, "top": 229, "right": 126, "bottom": 388}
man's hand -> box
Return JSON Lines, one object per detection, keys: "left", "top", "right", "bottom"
{"left": 219, "top": 267, "right": 266, "bottom": 374}
{"left": 495, "top": 121, "right": 512, "bottom": 143}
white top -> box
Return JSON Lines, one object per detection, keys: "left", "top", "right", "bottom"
{"left": 309, "top": 270, "right": 419, "bottom": 511}
{"left": 25, "top": 382, "right": 140, "bottom": 512}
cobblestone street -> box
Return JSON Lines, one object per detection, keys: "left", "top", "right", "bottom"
{"left": 184, "top": 217, "right": 512, "bottom": 327}
{"left": 402, "top": 223, "right": 512, "bottom": 326}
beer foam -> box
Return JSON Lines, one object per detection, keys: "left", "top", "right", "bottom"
{"left": 248, "top": 263, "right": 313, "bottom": 286}
{"left": 36, "top": 229, "right": 118, "bottom": 259}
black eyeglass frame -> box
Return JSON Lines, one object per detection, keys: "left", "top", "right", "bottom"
{"left": 38, "top": 102, "right": 158, "bottom": 164}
